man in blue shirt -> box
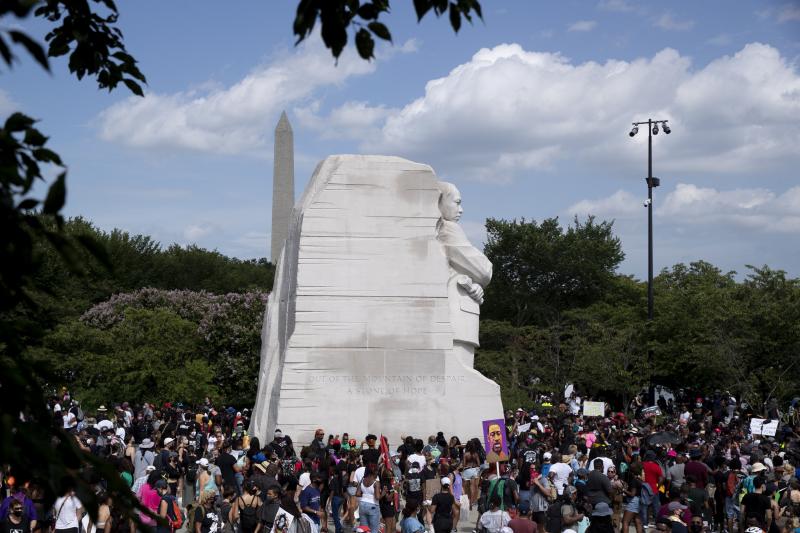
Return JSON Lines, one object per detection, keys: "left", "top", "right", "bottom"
{"left": 300, "top": 475, "right": 323, "bottom": 529}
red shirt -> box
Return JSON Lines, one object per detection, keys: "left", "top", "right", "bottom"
{"left": 643, "top": 461, "right": 663, "bottom": 493}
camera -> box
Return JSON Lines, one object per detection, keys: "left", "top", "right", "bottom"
{"left": 643, "top": 199, "right": 652, "bottom": 207}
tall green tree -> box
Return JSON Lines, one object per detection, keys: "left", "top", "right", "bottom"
{"left": 483, "top": 216, "right": 624, "bottom": 326}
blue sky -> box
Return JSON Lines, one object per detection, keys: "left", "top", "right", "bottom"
{"left": 5, "top": 0, "right": 800, "bottom": 279}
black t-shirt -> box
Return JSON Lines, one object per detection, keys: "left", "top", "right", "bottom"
{"left": 331, "top": 461, "right": 349, "bottom": 496}
{"left": 741, "top": 492, "right": 770, "bottom": 526}
{"left": 432, "top": 492, "right": 455, "bottom": 519}
{"left": 216, "top": 452, "right": 238, "bottom": 487}
{"left": 1, "top": 517, "right": 31, "bottom": 533}
{"left": 268, "top": 437, "right": 294, "bottom": 459}
{"left": 194, "top": 506, "right": 220, "bottom": 533}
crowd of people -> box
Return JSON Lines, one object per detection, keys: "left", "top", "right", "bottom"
{"left": 2, "top": 389, "right": 800, "bottom": 533}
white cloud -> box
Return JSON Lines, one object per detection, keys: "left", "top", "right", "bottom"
{"left": 654, "top": 12, "right": 695, "bottom": 31}
{"left": 294, "top": 100, "right": 398, "bottom": 140}
{"left": 778, "top": 4, "right": 800, "bottom": 22}
{"left": 568, "top": 20, "right": 598, "bottom": 32}
{"left": 570, "top": 184, "right": 800, "bottom": 234}
{"left": 184, "top": 224, "right": 213, "bottom": 241}
{"left": 568, "top": 190, "right": 642, "bottom": 218}
{"left": 321, "top": 42, "right": 800, "bottom": 182}
{"left": 97, "top": 35, "right": 415, "bottom": 154}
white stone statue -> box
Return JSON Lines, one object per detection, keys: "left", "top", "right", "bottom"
{"left": 436, "top": 182, "right": 492, "bottom": 369}
{"left": 250, "top": 156, "right": 503, "bottom": 445}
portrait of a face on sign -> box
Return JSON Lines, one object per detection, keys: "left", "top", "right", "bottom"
{"left": 482, "top": 418, "right": 509, "bottom": 462}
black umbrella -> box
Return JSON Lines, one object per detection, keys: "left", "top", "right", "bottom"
{"left": 647, "top": 431, "right": 681, "bottom": 446}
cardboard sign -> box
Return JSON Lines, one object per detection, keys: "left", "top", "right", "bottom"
{"left": 583, "top": 401, "right": 605, "bottom": 417}
{"left": 424, "top": 478, "right": 441, "bottom": 502}
{"left": 482, "top": 418, "right": 510, "bottom": 462}
{"left": 518, "top": 422, "right": 531, "bottom": 433}
{"left": 750, "top": 418, "right": 779, "bottom": 437}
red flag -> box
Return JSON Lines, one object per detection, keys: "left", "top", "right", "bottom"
{"left": 380, "top": 434, "right": 391, "bottom": 471}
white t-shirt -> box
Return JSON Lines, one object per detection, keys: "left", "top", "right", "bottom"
{"left": 479, "top": 509, "right": 511, "bottom": 533}
{"left": 549, "top": 462, "right": 572, "bottom": 495}
{"left": 54, "top": 495, "right": 82, "bottom": 529}
{"left": 62, "top": 411, "right": 77, "bottom": 429}
{"left": 593, "top": 456, "right": 615, "bottom": 476}
{"left": 53, "top": 403, "right": 62, "bottom": 413}
{"left": 207, "top": 435, "right": 218, "bottom": 453}
{"left": 407, "top": 453, "right": 426, "bottom": 469}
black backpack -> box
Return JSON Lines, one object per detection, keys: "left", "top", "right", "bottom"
{"left": 546, "top": 497, "right": 570, "bottom": 533}
{"left": 239, "top": 497, "right": 259, "bottom": 532}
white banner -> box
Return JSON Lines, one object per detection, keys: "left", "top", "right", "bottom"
{"left": 583, "top": 401, "right": 605, "bottom": 417}
{"left": 750, "top": 418, "right": 779, "bottom": 436}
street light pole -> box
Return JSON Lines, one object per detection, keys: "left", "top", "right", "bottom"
{"left": 647, "top": 119, "right": 655, "bottom": 321}
{"left": 629, "top": 118, "right": 670, "bottom": 322}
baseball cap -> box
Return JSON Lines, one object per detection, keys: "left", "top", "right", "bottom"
{"left": 668, "top": 501, "right": 688, "bottom": 511}
{"left": 441, "top": 477, "right": 451, "bottom": 486}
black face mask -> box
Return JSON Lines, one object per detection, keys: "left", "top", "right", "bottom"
{"left": 690, "top": 525, "right": 703, "bottom": 533}
{"left": 11, "top": 510, "right": 23, "bottom": 517}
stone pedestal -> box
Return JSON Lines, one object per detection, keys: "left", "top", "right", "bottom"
{"left": 250, "top": 155, "right": 503, "bottom": 445}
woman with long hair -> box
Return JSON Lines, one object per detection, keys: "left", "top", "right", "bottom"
{"left": 379, "top": 471, "right": 399, "bottom": 533}
{"left": 461, "top": 441, "right": 480, "bottom": 509}
{"left": 232, "top": 480, "right": 263, "bottom": 533}
{"left": 356, "top": 468, "right": 381, "bottom": 533}
{"left": 621, "top": 463, "right": 644, "bottom": 533}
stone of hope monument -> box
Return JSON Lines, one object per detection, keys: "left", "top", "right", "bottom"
{"left": 250, "top": 114, "right": 503, "bottom": 445}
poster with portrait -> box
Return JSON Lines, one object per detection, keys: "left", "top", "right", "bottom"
{"left": 482, "top": 418, "right": 510, "bottom": 463}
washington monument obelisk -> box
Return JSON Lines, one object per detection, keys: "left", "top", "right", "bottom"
{"left": 270, "top": 111, "right": 294, "bottom": 262}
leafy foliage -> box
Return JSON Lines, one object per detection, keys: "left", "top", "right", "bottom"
{"left": 77, "top": 288, "right": 269, "bottom": 406}
{"left": 0, "top": 0, "right": 150, "bottom": 522}
{"left": 483, "top": 216, "right": 625, "bottom": 327}
{"left": 293, "top": 0, "right": 482, "bottom": 60}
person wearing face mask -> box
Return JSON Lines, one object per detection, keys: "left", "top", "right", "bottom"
{"left": 688, "top": 516, "right": 705, "bottom": 533}
{"left": 1, "top": 502, "right": 31, "bottom": 533}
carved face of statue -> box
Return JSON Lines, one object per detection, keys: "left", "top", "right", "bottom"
{"left": 439, "top": 187, "right": 463, "bottom": 222}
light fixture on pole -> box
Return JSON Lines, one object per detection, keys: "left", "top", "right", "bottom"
{"left": 629, "top": 118, "right": 671, "bottom": 322}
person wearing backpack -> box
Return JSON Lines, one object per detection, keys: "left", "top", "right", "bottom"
{"left": 156, "top": 480, "right": 183, "bottom": 533}
{"left": 546, "top": 486, "right": 584, "bottom": 533}
{"left": 233, "top": 480, "right": 263, "bottom": 533}
{"left": 725, "top": 457, "right": 746, "bottom": 533}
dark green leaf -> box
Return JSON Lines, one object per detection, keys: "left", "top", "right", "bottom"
{"left": 9, "top": 30, "right": 50, "bottom": 71}
{"left": 414, "top": 0, "right": 432, "bottom": 20}
{"left": 0, "top": 35, "right": 12, "bottom": 67}
{"left": 449, "top": 2, "right": 461, "bottom": 32}
{"left": 368, "top": 22, "right": 392, "bottom": 41}
{"left": 23, "top": 127, "right": 48, "bottom": 147}
{"left": 17, "top": 198, "right": 39, "bottom": 210}
{"left": 123, "top": 78, "right": 144, "bottom": 96}
{"left": 355, "top": 28, "right": 374, "bottom": 60}
{"left": 42, "top": 172, "right": 67, "bottom": 215}
{"left": 358, "top": 3, "right": 378, "bottom": 20}
{"left": 32, "top": 148, "right": 63, "bottom": 165}
{"left": 5, "top": 112, "right": 35, "bottom": 132}
{"left": 320, "top": 8, "right": 348, "bottom": 58}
